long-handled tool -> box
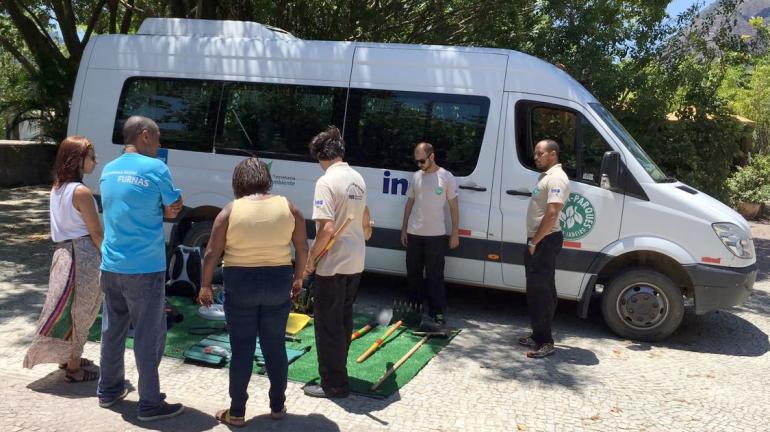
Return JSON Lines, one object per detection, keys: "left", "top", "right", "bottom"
{"left": 356, "top": 307, "right": 402, "bottom": 363}
{"left": 351, "top": 320, "right": 376, "bottom": 341}
{"left": 293, "top": 216, "right": 355, "bottom": 314}
{"left": 370, "top": 328, "right": 451, "bottom": 391}
{"left": 313, "top": 216, "right": 354, "bottom": 267}
{"left": 370, "top": 336, "right": 428, "bottom": 391}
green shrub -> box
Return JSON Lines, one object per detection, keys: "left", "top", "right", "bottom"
{"left": 726, "top": 154, "right": 770, "bottom": 205}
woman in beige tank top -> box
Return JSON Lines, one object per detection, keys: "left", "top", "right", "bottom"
{"left": 198, "top": 158, "right": 307, "bottom": 426}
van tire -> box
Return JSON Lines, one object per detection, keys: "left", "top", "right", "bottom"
{"left": 601, "top": 269, "right": 684, "bottom": 341}
{"left": 182, "top": 221, "right": 213, "bottom": 249}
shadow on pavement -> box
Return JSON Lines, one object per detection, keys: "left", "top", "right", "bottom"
{"left": 245, "top": 413, "right": 341, "bottom": 431}
{"left": 111, "top": 401, "right": 219, "bottom": 432}
{"left": 27, "top": 372, "right": 135, "bottom": 399}
{"left": 653, "top": 308, "right": 769, "bottom": 357}
{"left": 328, "top": 376, "right": 402, "bottom": 426}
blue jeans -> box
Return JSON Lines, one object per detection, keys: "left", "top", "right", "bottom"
{"left": 223, "top": 265, "right": 292, "bottom": 416}
{"left": 97, "top": 271, "right": 166, "bottom": 415}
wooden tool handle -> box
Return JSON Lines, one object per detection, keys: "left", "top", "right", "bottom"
{"left": 356, "top": 320, "right": 402, "bottom": 363}
{"left": 351, "top": 323, "right": 373, "bottom": 341}
{"left": 371, "top": 336, "right": 429, "bottom": 391}
{"left": 314, "top": 216, "right": 354, "bottom": 266}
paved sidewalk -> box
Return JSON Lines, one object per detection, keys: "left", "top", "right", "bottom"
{"left": 1, "top": 186, "right": 769, "bottom": 431}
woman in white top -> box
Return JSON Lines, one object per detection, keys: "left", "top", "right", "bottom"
{"left": 24, "top": 136, "right": 104, "bottom": 383}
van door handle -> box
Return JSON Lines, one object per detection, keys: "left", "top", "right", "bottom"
{"left": 459, "top": 185, "right": 487, "bottom": 192}
{"left": 506, "top": 189, "right": 532, "bottom": 197}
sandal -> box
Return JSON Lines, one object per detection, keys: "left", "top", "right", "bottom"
{"left": 215, "top": 409, "right": 245, "bottom": 427}
{"left": 59, "top": 358, "right": 94, "bottom": 369}
{"left": 64, "top": 368, "right": 98, "bottom": 383}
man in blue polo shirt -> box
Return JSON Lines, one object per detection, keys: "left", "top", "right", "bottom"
{"left": 96, "top": 115, "right": 185, "bottom": 421}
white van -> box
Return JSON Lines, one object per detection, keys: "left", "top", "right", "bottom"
{"left": 71, "top": 18, "right": 756, "bottom": 341}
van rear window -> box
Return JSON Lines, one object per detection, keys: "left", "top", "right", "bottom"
{"left": 344, "top": 89, "right": 490, "bottom": 176}
{"left": 113, "top": 78, "right": 219, "bottom": 152}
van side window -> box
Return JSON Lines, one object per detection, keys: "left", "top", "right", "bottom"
{"left": 344, "top": 89, "right": 490, "bottom": 176}
{"left": 216, "top": 83, "right": 346, "bottom": 161}
{"left": 516, "top": 101, "right": 612, "bottom": 185}
{"left": 113, "top": 78, "right": 219, "bottom": 152}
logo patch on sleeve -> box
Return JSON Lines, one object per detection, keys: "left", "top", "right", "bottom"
{"left": 550, "top": 187, "right": 561, "bottom": 194}
{"left": 314, "top": 199, "right": 324, "bottom": 208}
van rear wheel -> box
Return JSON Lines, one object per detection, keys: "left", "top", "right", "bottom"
{"left": 601, "top": 269, "right": 684, "bottom": 341}
{"left": 182, "top": 221, "right": 213, "bottom": 249}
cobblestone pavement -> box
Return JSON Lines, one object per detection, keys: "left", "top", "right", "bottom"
{"left": 1, "top": 186, "right": 769, "bottom": 432}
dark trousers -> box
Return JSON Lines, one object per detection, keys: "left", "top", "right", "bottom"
{"left": 97, "top": 271, "right": 166, "bottom": 415}
{"left": 313, "top": 273, "right": 361, "bottom": 391}
{"left": 223, "top": 265, "right": 292, "bottom": 416}
{"left": 406, "top": 234, "right": 448, "bottom": 317}
{"left": 524, "top": 231, "right": 563, "bottom": 345}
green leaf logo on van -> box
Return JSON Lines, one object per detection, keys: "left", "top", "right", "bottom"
{"left": 560, "top": 193, "right": 596, "bottom": 240}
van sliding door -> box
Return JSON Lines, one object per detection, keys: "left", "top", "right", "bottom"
{"left": 346, "top": 46, "right": 507, "bottom": 283}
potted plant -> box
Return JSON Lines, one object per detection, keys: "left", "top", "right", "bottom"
{"left": 726, "top": 154, "right": 770, "bottom": 220}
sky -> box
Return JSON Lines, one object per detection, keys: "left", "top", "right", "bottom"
{"left": 666, "top": 0, "right": 707, "bottom": 18}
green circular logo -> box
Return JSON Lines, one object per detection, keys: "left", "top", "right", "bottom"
{"left": 560, "top": 193, "right": 596, "bottom": 240}
{"left": 435, "top": 186, "right": 444, "bottom": 195}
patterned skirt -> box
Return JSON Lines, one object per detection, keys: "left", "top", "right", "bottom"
{"left": 23, "top": 237, "right": 102, "bottom": 368}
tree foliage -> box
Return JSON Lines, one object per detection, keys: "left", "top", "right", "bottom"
{"left": 0, "top": 0, "right": 765, "bottom": 200}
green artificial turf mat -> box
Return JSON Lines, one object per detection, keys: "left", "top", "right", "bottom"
{"left": 89, "top": 296, "right": 458, "bottom": 398}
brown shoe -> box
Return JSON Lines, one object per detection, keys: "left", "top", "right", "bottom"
{"left": 527, "top": 343, "right": 556, "bottom": 358}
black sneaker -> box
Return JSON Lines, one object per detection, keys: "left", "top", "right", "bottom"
{"left": 98, "top": 388, "right": 129, "bottom": 408}
{"left": 303, "top": 384, "right": 349, "bottom": 399}
{"left": 527, "top": 343, "right": 556, "bottom": 358}
{"left": 419, "top": 314, "right": 447, "bottom": 333}
{"left": 137, "top": 402, "right": 185, "bottom": 422}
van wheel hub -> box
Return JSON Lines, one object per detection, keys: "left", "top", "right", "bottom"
{"left": 616, "top": 284, "right": 669, "bottom": 330}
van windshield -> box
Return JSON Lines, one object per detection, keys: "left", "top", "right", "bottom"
{"left": 589, "top": 102, "right": 669, "bottom": 183}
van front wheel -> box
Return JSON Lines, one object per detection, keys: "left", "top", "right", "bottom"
{"left": 182, "top": 220, "right": 213, "bottom": 249}
{"left": 601, "top": 269, "right": 684, "bottom": 341}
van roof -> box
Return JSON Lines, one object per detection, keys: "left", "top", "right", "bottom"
{"left": 138, "top": 17, "right": 298, "bottom": 40}
{"left": 91, "top": 18, "right": 595, "bottom": 103}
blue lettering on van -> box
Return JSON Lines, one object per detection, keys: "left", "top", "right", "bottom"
{"left": 382, "top": 171, "right": 409, "bottom": 195}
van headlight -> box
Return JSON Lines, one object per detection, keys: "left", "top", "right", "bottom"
{"left": 712, "top": 223, "right": 753, "bottom": 259}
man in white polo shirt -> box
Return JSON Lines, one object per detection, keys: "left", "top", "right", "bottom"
{"left": 400, "top": 142, "right": 459, "bottom": 331}
{"left": 303, "top": 126, "right": 372, "bottom": 399}
{"left": 518, "top": 138, "right": 570, "bottom": 358}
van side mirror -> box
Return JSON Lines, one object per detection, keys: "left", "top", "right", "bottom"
{"left": 600, "top": 151, "right": 621, "bottom": 191}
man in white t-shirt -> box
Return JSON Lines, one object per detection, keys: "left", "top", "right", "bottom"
{"left": 400, "top": 142, "right": 459, "bottom": 330}
{"left": 303, "top": 126, "right": 372, "bottom": 399}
